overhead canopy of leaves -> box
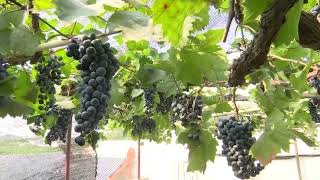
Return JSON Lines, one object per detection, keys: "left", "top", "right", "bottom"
{"left": 151, "top": 0, "right": 209, "bottom": 46}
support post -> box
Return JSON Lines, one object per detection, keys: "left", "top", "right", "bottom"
{"left": 65, "top": 120, "right": 72, "bottom": 180}
{"left": 294, "top": 140, "right": 303, "bottom": 180}
{"left": 138, "top": 137, "right": 141, "bottom": 180}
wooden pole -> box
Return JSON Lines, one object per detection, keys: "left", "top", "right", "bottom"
{"left": 138, "top": 137, "right": 141, "bottom": 180}
{"left": 65, "top": 120, "right": 72, "bottom": 180}
{"left": 294, "top": 140, "right": 303, "bottom": 180}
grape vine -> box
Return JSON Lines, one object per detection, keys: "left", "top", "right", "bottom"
{"left": 67, "top": 34, "right": 119, "bottom": 146}
{"left": 216, "top": 117, "right": 264, "bottom": 179}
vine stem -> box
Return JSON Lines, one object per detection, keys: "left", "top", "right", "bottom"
{"left": 36, "top": 30, "right": 122, "bottom": 51}
{"left": 294, "top": 140, "right": 303, "bottom": 180}
{"left": 232, "top": 87, "right": 240, "bottom": 119}
{"left": 171, "top": 73, "right": 181, "bottom": 94}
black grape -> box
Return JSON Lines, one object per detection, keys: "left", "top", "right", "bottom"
{"left": 308, "top": 77, "right": 320, "bottom": 123}
{"left": 46, "top": 107, "right": 73, "bottom": 145}
{"left": 0, "top": 58, "right": 9, "bottom": 81}
{"left": 144, "top": 88, "right": 156, "bottom": 114}
{"left": 171, "top": 93, "right": 203, "bottom": 127}
{"left": 34, "top": 55, "right": 63, "bottom": 127}
{"left": 156, "top": 92, "right": 173, "bottom": 114}
{"left": 171, "top": 93, "right": 203, "bottom": 141}
{"left": 131, "top": 115, "right": 156, "bottom": 137}
{"left": 308, "top": 99, "right": 320, "bottom": 123}
{"left": 67, "top": 34, "right": 119, "bottom": 146}
{"left": 216, "top": 117, "right": 264, "bottom": 179}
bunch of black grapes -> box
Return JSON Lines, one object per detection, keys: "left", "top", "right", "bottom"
{"left": 130, "top": 88, "right": 158, "bottom": 137}
{"left": 216, "top": 117, "right": 264, "bottom": 179}
{"left": 34, "top": 55, "right": 63, "bottom": 126}
{"left": 171, "top": 93, "right": 203, "bottom": 141}
{"left": 171, "top": 93, "right": 203, "bottom": 126}
{"left": 308, "top": 77, "right": 320, "bottom": 123}
{"left": 144, "top": 88, "right": 156, "bottom": 114}
{"left": 156, "top": 92, "right": 173, "bottom": 114}
{"left": 69, "top": 34, "right": 119, "bottom": 146}
{"left": 46, "top": 107, "right": 73, "bottom": 145}
{"left": 131, "top": 115, "right": 156, "bottom": 137}
{"left": 0, "top": 58, "right": 9, "bottom": 81}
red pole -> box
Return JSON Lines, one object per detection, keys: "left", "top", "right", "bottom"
{"left": 65, "top": 120, "right": 72, "bottom": 180}
{"left": 138, "top": 138, "right": 141, "bottom": 180}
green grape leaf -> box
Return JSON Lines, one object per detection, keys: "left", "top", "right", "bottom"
{"left": 0, "top": 29, "right": 11, "bottom": 54}
{"left": 109, "top": 79, "right": 125, "bottom": 106}
{"left": 243, "top": 0, "right": 273, "bottom": 23}
{"left": 56, "top": 95, "right": 76, "bottom": 109}
{"left": 55, "top": 51, "right": 78, "bottom": 78}
{"left": 179, "top": 129, "right": 217, "bottom": 173}
{"left": 177, "top": 48, "right": 227, "bottom": 85}
{"left": 151, "top": 0, "right": 208, "bottom": 46}
{"left": 192, "top": 6, "right": 209, "bottom": 32}
{"left": 136, "top": 65, "right": 167, "bottom": 86}
{"left": 0, "top": 97, "right": 33, "bottom": 118}
{"left": 290, "top": 129, "right": 317, "bottom": 147}
{"left": 156, "top": 76, "right": 179, "bottom": 97}
{"left": 0, "top": 10, "right": 25, "bottom": 30}
{"left": 274, "top": 0, "right": 303, "bottom": 46}
{"left": 251, "top": 109, "right": 293, "bottom": 165}
{"left": 0, "top": 76, "right": 16, "bottom": 96}
{"left": 251, "top": 126, "right": 293, "bottom": 165}
{"left": 13, "top": 71, "right": 38, "bottom": 103}
{"left": 54, "top": 0, "right": 101, "bottom": 21}
{"left": 214, "top": 101, "right": 232, "bottom": 113}
{"left": 289, "top": 59, "right": 312, "bottom": 92}
{"left": 108, "top": 11, "right": 150, "bottom": 30}
{"left": 58, "top": 22, "right": 84, "bottom": 35}
{"left": 43, "top": 115, "right": 57, "bottom": 129}
{"left": 9, "top": 25, "right": 40, "bottom": 56}
{"left": 35, "top": 0, "right": 54, "bottom": 10}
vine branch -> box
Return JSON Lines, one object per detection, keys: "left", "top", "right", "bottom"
{"left": 36, "top": 30, "right": 122, "bottom": 52}
{"left": 228, "top": 0, "right": 299, "bottom": 87}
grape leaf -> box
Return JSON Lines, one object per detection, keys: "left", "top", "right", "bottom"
{"left": 9, "top": 25, "right": 40, "bottom": 56}
{"left": 0, "top": 97, "right": 33, "bottom": 118}
{"left": 0, "top": 29, "right": 11, "bottom": 54}
{"left": 0, "top": 76, "right": 16, "bottom": 96}
{"left": 290, "top": 129, "right": 317, "bottom": 147}
{"left": 109, "top": 79, "right": 125, "bottom": 106}
{"left": 151, "top": 0, "right": 208, "bottom": 46}
{"left": 214, "top": 101, "right": 232, "bottom": 113}
{"left": 251, "top": 109, "right": 293, "bottom": 165}
{"left": 13, "top": 71, "right": 38, "bottom": 103}
{"left": 136, "top": 65, "right": 167, "bottom": 86}
{"left": 35, "top": 0, "right": 54, "bottom": 10}
{"left": 108, "top": 11, "right": 150, "bottom": 30}
{"left": 177, "top": 48, "right": 227, "bottom": 85}
{"left": 243, "top": 0, "right": 273, "bottom": 23}
{"left": 178, "top": 129, "right": 217, "bottom": 172}
{"left": 0, "top": 10, "right": 25, "bottom": 30}
{"left": 54, "top": 0, "right": 101, "bottom": 21}
{"left": 274, "top": 0, "right": 303, "bottom": 46}
{"left": 289, "top": 58, "right": 312, "bottom": 92}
